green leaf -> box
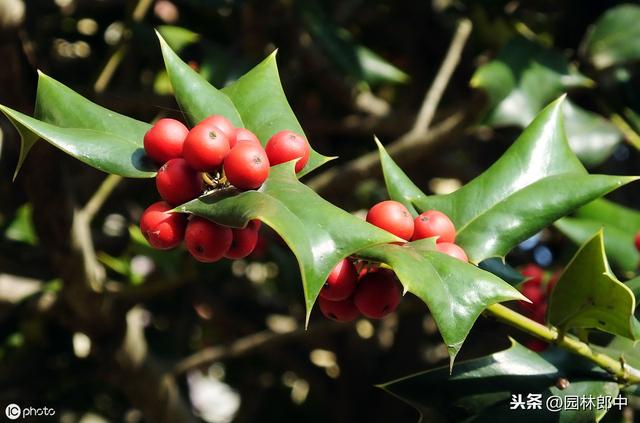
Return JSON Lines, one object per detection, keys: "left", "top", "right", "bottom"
{"left": 157, "top": 31, "right": 242, "bottom": 127}
{"left": 380, "top": 339, "right": 618, "bottom": 422}
{"left": 595, "top": 334, "right": 640, "bottom": 371}
{"left": 158, "top": 31, "right": 333, "bottom": 176}
{"left": 478, "top": 258, "right": 525, "bottom": 286}
{"left": 157, "top": 25, "right": 200, "bottom": 53}
{"left": 554, "top": 199, "right": 640, "bottom": 274}
{"left": 582, "top": 4, "right": 640, "bottom": 69}
{"left": 221, "top": 52, "right": 334, "bottom": 177}
{"left": 548, "top": 230, "right": 640, "bottom": 340}
{"left": 378, "top": 97, "right": 637, "bottom": 263}
{"left": 625, "top": 276, "right": 640, "bottom": 301}
{"left": 563, "top": 101, "right": 622, "bottom": 168}
{"left": 4, "top": 204, "right": 37, "bottom": 245}
{"left": 1, "top": 73, "right": 155, "bottom": 178}
{"left": 357, "top": 242, "right": 524, "bottom": 360}
{"left": 299, "top": 0, "right": 408, "bottom": 85}
{"left": 577, "top": 198, "right": 640, "bottom": 228}
{"left": 179, "top": 163, "right": 399, "bottom": 323}
{"left": 471, "top": 37, "right": 592, "bottom": 127}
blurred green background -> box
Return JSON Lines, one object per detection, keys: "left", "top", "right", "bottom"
{"left": 1, "top": 0, "right": 639, "bottom": 422}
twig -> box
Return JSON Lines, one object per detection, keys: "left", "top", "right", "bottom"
{"left": 113, "top": 307, "right": 197, "bottom": 423}
{"left": 82, "top": 173, "right": 123, "bottom": 223}
{"left": 486, "top": 304, "right": 640, "bottom": 385}
{"left": 306, "top": 19, "right": 475, "bottom": 198}
{"left": 412, "top": 19, "right": 472, "bottom": 134}
{"left": 94, "top": 45, "right": 130, "bottom": 94}
{"left": 611, "top": 113, "right": 640, "bottom": 151}
{"left": 306, "top": 111, "right": 468, "bottom": 197}
{"left": 172, "top": 320, "right": 352, "bottom": 376}
{"left": 94, "top": 0, "right": 155, "bottom": 93}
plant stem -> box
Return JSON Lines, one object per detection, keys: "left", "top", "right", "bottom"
{"left": 82, "top": 174, "right": 123, "bottom": 223}
{"left": 485, "top": 303, "right": 640, "bottom": 385}
{"left": 94, "top": 0, "right": 155, "bottom": 93}
{"left": 412, "top": 18, "right": 472, "bottom": 134}
{"left": 611, "top": 113, "right": 640, "bottom": 151}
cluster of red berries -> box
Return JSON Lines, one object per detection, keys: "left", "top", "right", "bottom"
{"left": 365, "top": 200, "right": 468, "bottom": 261}
{"left": 139, "top": 115, "right": 310, "bottom": 263}
{"left": 318, "top": 200, "right": 467, "bottom": 322}
{"left": 517, "top": 264, "right": 559, "bottom": 351}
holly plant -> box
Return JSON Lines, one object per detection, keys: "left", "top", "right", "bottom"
{"left": 3, "top": 30, "right": 640, "bottom": 422}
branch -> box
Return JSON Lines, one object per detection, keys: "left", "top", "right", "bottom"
{"left": 610, "top": 113, "right": 640, "bottom": 151}
{"left": 411, "top": 18, "right": 472, "bottom": 134}
{"left": 82, "top": 173, "right": 123, "bottom": 223}
{"left": 93, "top": 0, "right": 154, "bottom": 93}
{"left": 306, "top": 19, "right": 476, "bottom": 199}
{"left": 172, "top": 320, "right": 352, "bottom": 377}
{"left": 306, "top": 110, "right": 469, "bottom": 198}
{"left": 111, "top": 307, "right": 197, "bottom": 423}
{"left": 486, "top": 303, "right": 640, "bottom": 385}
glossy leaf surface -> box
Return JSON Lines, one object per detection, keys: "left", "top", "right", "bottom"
{"left": 179, "top": 163, "right": 399, "bottom": 322}
{"left": 548, "top": 230, "right": 640, "bottom": 340}
{"left": 358, "top": 242, "right": 524, "bottom": 360}
{"left": 1, "top": 73, "right": 154, "bottom": 178}
{"left": 381, "top": 340, "right": 618, "bottom": 422}
{"left": 378, "top": 97, "right": 636, "bottom": 263}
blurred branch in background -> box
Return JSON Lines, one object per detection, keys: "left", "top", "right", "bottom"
{"left": 172, "top": 320, "right": 353, "bottom": 376}
{"left": 93, "top": 0, "right": 155, "bottom": 93}
{"left": 307, "top": 18, "right": 475, "bottom": 199}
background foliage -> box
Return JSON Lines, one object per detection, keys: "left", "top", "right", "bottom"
{"left": 0, "top": 1, "right": 639, "bottom": 422}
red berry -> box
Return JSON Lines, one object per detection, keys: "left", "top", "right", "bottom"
{"left": 224, "top": 143, "right": 270, "bottom": 190}
{"left": 635, "top": 232, "right": 640, "bottom": 252}
{"left": 143, "top": 118, "right": 188, "bottom": 164}
{"left": 234, "top": 128, "right": 262, "bottom": 148}
{"left": 519, "top": 279, "right": 545, "bottom": 313}
{"left": 531, "top": 302, "right": 547, "bottom": 324}
{"left": 357, "top": 263, "right": 379, "bottom": 279}
{"left": 155, "top": 158, "right": 202, "bottom": 206}
{"left": 265, "top": 130, "right": 310, "bottom": 173}
{"left": 249, "top": 232, "right": 269, "bottom": 259}
{"left": 248, "top": 219, "right": 262, "bottom": 231}
{"left": 140, "top": 201, "right": 186, "bottom": 250}
{"left": 354, "top": 270, "right": 401, "bottom": 319}
{"left": 185, "top": 217, "right": 233, "bottom": 262}
{"left": 320, "top": 259, "right": 358, "bottom": 301}
{"left": 412, "top": 210, "right": 456, "bottom": 243}
{"left": 183, "top": 123, "right": 231, "bottom": 172}
{"left": 224, "top": 227, "right": 259, "bottom": 259}
{"left": 525, "top": 338, "right": 548, "bottom": 352}
{"left": 199, "top": 115, "right": 235, "bottom": 145}
{"left": 520, "top": 264, "right": 544, "bottom": 286}
{"left": 319, "top": 297, "right": 360, "bottom": 322}
{"left": 366, "top": 200, "right": 414, "bottom": 241}
{"left": 435, "top": 242, "right": 468, "bottom": 262}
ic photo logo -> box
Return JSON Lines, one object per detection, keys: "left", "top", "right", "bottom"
{"left": 5, "top": 404, "right": 20, "bottom": 420}
{"left": 4, "top": 403, "right": 55, "bottom": 420}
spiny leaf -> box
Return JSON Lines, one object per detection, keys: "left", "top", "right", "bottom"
{"left": 378, "top": 96, "right": 638, "bottom": 263}
{"left": 179, "top": 162, "right": 399, "bottom": 324}
{"left": 157, "top": 31, "right": 242, "bottom": 127}
{"left": 548, "top": 229, "right": 640, "bottom": 340}
{"left": 221, "top": 52, "right": 334, "bottom": 177}
{"left": 380, "top": 339, "right": 618, "bottom": 422}
{"left": 357, "top": 242, "right": 524, "bottom": 362}
{"left": 555, "top": 199, "right": 640, "bottom": 275}
{"left": 1, "top": 73, "right": 154, "bottom": 178}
